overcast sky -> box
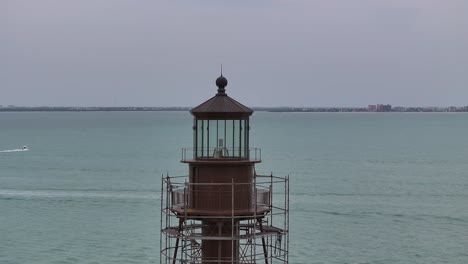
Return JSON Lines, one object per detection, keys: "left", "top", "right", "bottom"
{"left": 2, "top": 0, "right": 467, "bottom": 107}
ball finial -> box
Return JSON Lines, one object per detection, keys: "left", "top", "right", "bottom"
{"left": 216, "top": 65, "right": 228, "bottom": 94}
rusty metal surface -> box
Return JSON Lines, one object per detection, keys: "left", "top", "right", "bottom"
{"left": 185, "top": 163, "right": 253, "bottom": 219}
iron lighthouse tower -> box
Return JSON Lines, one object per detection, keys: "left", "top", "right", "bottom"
{"left": 161, "top": 73, "right": 289, "bottom": 263}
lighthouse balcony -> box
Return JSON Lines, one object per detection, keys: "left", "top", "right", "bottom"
{"left": 170, "top": 182, "right": 270, "bottom": 216}
{"left": 162, "top": 174, "right": 288, "bottom": 218}
{"left": 161, "top": 173, "right": 290, "bottom": 264}
{"left": 181, "top": 147, "right": 262, "bottom": 163}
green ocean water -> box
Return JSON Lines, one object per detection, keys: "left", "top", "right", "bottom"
{"left": 1, "top": 111, "right": 467, "bottom": 264}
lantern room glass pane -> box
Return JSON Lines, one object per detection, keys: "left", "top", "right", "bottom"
{"left": 218, "top": 120, "right": 225, "bottom": 154}
{"left": 233, "top": 120, "right": 240, "bottom": 157}
{"left": 240, "top": 120, "right": 245, "bottom": 158}
{"left": 225, "top": 120, "right": 234, "bottom": 157}
{"left": 202, "top": 120, "right": 210, "bottom": 158}
{"left": 206, "top": 120, "right": 210, "bottom": 154}
{"left": 209, "top": 120, "right": 218, "bottom": 157}
{"left": 244, "top": 120, "right": 249, "bottom": 158}
{"left": 197, "top": 120, "right": 203, "bottom": 158}
{"left": 194, "top": 118, "right": 249, "bottom": 159}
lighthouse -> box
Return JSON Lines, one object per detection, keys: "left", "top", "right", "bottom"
{"left": 161, "top": 73, "right": 289, "bottom": 263}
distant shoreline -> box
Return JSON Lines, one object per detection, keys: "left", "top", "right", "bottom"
{"left": 1, "top": 106, "right": 467, "bottom": 112}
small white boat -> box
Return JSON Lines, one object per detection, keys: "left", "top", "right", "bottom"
{"left": 0, "top": 146, "right": 29, "bottom": 153}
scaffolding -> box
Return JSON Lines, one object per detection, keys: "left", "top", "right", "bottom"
{"left": 160, "top": 174, "right": 289, "bottom": 264}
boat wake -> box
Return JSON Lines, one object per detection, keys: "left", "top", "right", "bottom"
{"left": 0, "top": 146, "right": 29, "bottom": 153}
{"left": 0, "top": 189, "right": 160, "bottom": 201}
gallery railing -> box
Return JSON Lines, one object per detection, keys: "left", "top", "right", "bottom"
{"left": 170, "top": 182, "right": 271, "bottom": 213}
{"left": 181, "top": 147, "right": 261, "bottom": 162}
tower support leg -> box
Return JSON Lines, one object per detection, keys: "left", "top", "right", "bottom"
{"left": 172, "top": 219, "right": 184, "bottom": 264}
{"left": 258, "top": 219, "right": 269, "bottom": 264}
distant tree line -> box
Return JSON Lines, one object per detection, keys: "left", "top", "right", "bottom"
{"left": 0, "top": 106, "right": 467, "bottom": 112}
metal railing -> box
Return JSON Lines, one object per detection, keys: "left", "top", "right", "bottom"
{"left": 170, "top": 183, "right": 271, "bottom": 212}
{"left": 181, "top": 147, "right": 261, "bottom": 162}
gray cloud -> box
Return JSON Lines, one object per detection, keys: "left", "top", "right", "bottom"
{"left": 2, "top": 0, "right": 467, "bottom": 107}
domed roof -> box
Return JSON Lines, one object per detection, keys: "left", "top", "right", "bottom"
{"left": 191, "top": 74, "right": 253, "bottom": 118}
